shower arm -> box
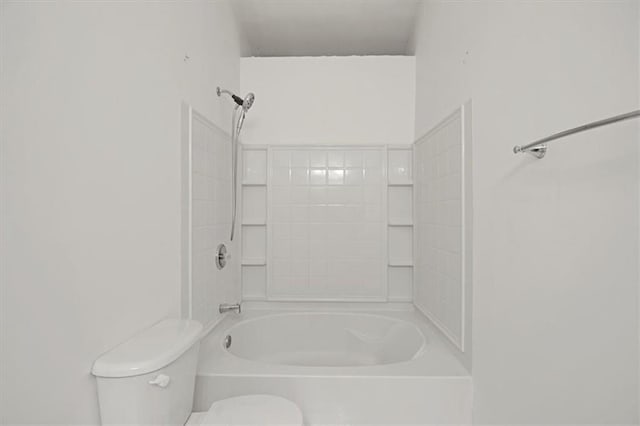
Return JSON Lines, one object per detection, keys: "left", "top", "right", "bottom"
{"left": 217, "top": 87, "right": 234, "bottom": 98}
{"left": 217, "top": 87, "right": 247, "bottom": 110}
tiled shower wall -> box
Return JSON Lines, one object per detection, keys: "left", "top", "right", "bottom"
{"left": 182, "top": 108, "right": 237, "bottom": 327}
{"left": 414, "top": 105, "right": 471, "bottom": 352}
{"left": 240, "top": 146, "right": 413, "bottom": 302}
{"left": 269, "top": 148, "right": 386, "bottom": 300}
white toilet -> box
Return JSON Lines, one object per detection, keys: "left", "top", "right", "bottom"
{"left": 91, "top": 319, "right": 303, "bottom": 425}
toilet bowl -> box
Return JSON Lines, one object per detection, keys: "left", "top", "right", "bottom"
{"left": 91, "top": 319, "right": 303, "bottom": 426}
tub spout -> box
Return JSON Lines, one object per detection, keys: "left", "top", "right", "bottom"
{"left": 219, "top": 303, "right": 241, "bottom": 314}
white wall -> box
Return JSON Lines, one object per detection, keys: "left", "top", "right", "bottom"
{"left": 413, "top": 1, "right": 640, "bottom": 423}
{"left": 0, "top": 2, "right": 243, "bottom": 423}
{"left": 239, "top": 56, "right": 415, "bottom": 145}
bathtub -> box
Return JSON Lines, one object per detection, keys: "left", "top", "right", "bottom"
{"left": 226, "top": 312, "right": 425, "bottom": 367}
{"left": 195, "top": 304, "right": 472, "bottom": 425}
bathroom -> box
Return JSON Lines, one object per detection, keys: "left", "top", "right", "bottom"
{"left": 1, "top": 0, "right": 639, "bottom": 424}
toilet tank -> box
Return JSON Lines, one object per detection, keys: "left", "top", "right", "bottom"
{"left": 92, "top": 319, "right": 203, "bottom": 426}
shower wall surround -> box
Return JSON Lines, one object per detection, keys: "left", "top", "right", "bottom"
{"left": 182, "top": 107, "right": 238, "bottom": 327}
{"left": 414, "top": 103, "right": 472, "bottom": 355}
{"left": 240, "top": 145, "right": 414, "bottom": 302}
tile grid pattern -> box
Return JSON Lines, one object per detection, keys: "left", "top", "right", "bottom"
{"left": 415, "top": 113, "right": 464, "bottom": 347}
{"left": 267, "top": 148, "right": 387, "bottom": 300}
{"left": 190, "top": 114, "right": 235, "bottom": 327}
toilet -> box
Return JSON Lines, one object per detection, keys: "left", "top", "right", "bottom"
{"left": 91, "top": 319, "right": 303, "bottom": 425}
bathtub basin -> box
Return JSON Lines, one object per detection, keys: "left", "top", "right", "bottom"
{"left": 224, "top": 312, "right": 425, "bottom": 367}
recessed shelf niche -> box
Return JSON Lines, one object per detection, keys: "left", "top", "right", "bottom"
{"left": 387, "top": 146, "right": 414, "bottom": 301}
{"left": 241, "top": 146, "right": 269, "bottom": 301}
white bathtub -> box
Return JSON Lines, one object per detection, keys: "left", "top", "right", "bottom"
{"left": 195, "top": 304, "right": 472, "bottom": 425}
{"left": 226, "top": 312, "right": 425, "bottom": 367}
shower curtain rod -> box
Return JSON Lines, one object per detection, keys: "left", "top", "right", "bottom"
{"left": 513, "top": 109, "right": 640, "bottom": 159}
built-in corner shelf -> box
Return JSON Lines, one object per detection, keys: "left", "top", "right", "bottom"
{"left": 386, "top": 146, "right": 414, "bottom": 302}
{"left": 388, "top": 221, "right": 413, "bottom": 227}
{"left": 241, "top": 258, "right": 267, "bottom": 266}
{"left": 388, "top": 260, "right": 413, "bottom": 267}
{"left": 241, "top": 146, "right": 269, "bottom": 301}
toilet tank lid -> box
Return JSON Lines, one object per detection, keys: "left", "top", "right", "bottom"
{"left": 91, "top": 319, "right": 203, "bottom": 378}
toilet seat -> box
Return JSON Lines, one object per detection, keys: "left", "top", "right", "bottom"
{"left": 200, "top": 394, "right": 303, "bottom": 426}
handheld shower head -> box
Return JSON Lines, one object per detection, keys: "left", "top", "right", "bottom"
{"left": 217, "top": 87, "right": 255, "bottom": 112}
{"left": 216, "top": 85, "right": 255, "bottom": 242}
{"left": 242, "top": 93, "right": 255, "bottom": 111}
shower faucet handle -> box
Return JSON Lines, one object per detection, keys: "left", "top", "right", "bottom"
{"left": 216, "top": 244, "right": 230, "bottom": 269}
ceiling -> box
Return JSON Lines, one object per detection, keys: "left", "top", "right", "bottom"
{"left": 232, "top": 0, "right": 421, "bottom": 57}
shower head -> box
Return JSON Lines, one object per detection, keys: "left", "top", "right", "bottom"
{"left": 242, "top": 93, "right": 255, "bottom": 111}
{"left": 217, "top": 87, "right": 255, "bottom": 112}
